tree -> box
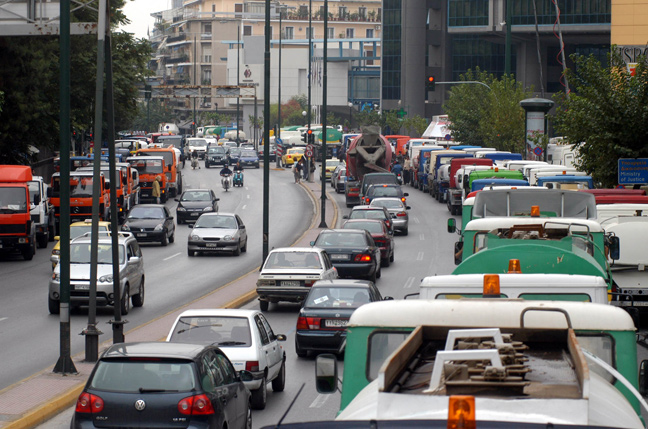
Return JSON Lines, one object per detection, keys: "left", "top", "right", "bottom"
{"left": 444, "top": 68, "right": 532, "bottom": 152}
{"left": 552, "top": 49, "right": 648, "bottom": 187}
{"left": 130, "top": 100, "right": 174, "bottom": 132}
{"left": 383, "top": 110, "right": 402, "bottom": 135}
{"left": 403, "top": 115, "right": 428, "bottom": 137}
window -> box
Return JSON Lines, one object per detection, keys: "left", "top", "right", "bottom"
{"left": 212, "top": 5, "right": 215, "bottom": 12}
{"left": 359, "top": 7, "right": 367, "bottom": 19}
{"left": 299, "top": 5, "right": 308, "bottom": 18}
{"left": 338, "top": 6, "right": 347, "bottom": 19}
{"left": 367, "top": 330, "right": 411, "bottom": 380}
{"left": 306, "top": 26, "right": 315, "bottom": 39}
{"left": 259, "top": 314, "right": 276, "bottom": 342}
{"left": 346, "top": 28, "right": 354, "bottom": 38}
{"left": 511, "top": 0, "right": 610, "bottom": 25}
{"left": 243, "top": 25, "right": 252, "bottom": 36}
{"left": 202, "top": 69, "right": 211, "bottom": 82}
{"left": 366, "top": 29, "right": 374, "bottom": 38}
{"left": 327, "top": 27, "right": 334, "bottom": 39}
{"left": 215, "top": 353, "right": 237, "bottom": 384}
{"left": 285, "top": 27, "right": 294, "bottom": 39}
{"left": 255, "top": 316, "right": 270, "bottom": 345}
{"left": 448, "top": 0, "right": 489, "bottom": 27}
{"left": 203, "top": 23, "right": 212, "bottom": 34}
{"left": 235, "top": 4, "right": 243, "bottom": 13}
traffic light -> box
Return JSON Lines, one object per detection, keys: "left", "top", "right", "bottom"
{"left": 307, "top": 129, "right": 314, "bottom": 144}
{"left": 426, "top": 76, "right": 436, "bottom": 91}
{"left": 302, "top": 132, "right": 308, "bottom": 143}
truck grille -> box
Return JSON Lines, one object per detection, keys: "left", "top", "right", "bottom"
{"left": 0, "top": 224, "right": 27, "bottom": 234}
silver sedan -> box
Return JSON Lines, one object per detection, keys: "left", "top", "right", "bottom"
{"left": 187, "top": 212, "right": 248, "bottom": 256}
{"left": 369, "top": 197, "right": 411, "bottom": 235}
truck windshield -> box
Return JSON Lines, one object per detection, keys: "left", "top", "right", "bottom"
{"left": 139, "top": 152, "right": 173, "bottom": 167}
{"left": 51, "top": 176, "right": 96, "bottom": 198}
{"left": 130, "top": 159, "right": 164, "bottom": 175}
{"left": 0, "top": 187, "right": 28, "bottom": 213}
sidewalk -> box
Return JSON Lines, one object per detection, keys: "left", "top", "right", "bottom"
{"left": 0, "top": 176, "right": 338, "bottom": 429}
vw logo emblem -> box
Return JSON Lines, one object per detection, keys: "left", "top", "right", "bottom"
{"left": 335, "top": 313, "right": 340, "bottom": 318}
{"left": 134, "top": 399, "right": 146, "bottom": 411}
{"left": 72, "top": 207, "right": 80, "bottom": 213}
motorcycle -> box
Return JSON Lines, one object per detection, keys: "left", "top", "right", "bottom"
{"left": 221, "top": 174, "right": 232, "bottom": 192}
{"left": 233, "top": 170, "right": 244, "bottom": 187}
{"left": 396, "top": 172, "right": 403, "bottom": 185}
{"left": 191, "top": 157, "right": 200, "bottom": 170}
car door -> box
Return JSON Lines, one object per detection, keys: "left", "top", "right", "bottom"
{"left": 257, "top": 313, "right": 282, "bottom": 379}
{"left": 211, "top": 191, "right": 219, "bottom": 212}
{"left": 199, "top": 350, "right": 237, "bottom": 428}
{"left": 236, "top": 215, "right": 247, "bottom": 247}
{"left": 253, "top": 315, "right": 274, "bottom": 380}
{"left": 163, "top": 207, "right": 174, "bottom": 236}
{"left": 215, "top": 351, "right": 249, "bottom": 427}
{"left": 365, "top": 233, "right": 381, "bottom": 272}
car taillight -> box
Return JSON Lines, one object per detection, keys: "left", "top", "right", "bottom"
{"left": 396, "top": 211, "right": 407, "bottom": 217}
{"left": 304, "top": 280, "right": 316, "bottom": 286}
{"left": 374, "top": 239, "right": 385, "bottom": 247}
{"left": 354, "top": 254, "right": 372, "bottom": 262}
{"left": 178, "top": 394, "right": 215, "bottom": 416}
{"left": 246, "top": 361, "right": 259, "bottom": 372}
{"left": 297, "top": 316, "right": 322, "bottom": 330}
{"left": 75, "top": 392, "right": 104, "bottom": 414}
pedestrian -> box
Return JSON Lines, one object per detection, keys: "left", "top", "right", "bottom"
{"left": 152, "top": 175, "right": 161, "bottom": 204}
{"left": 403, "top": 155, "right": 412, "bottom": 185}
{"left": 302, "top": 156, "right": 309, "bottom": 181}
{"left": 309, "top": 157, "right": 316, "bottom": 182}
{"left": 293, "top": 159, "right": 302, "bottom": 184}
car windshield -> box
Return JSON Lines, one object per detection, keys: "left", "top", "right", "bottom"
{"left": 305, "top": 287, "right": 371, "bottom": 309}
{"left": 369, "top": 186, "right": 400, "bottom": 198}
{"left": 194, "top": 215, "right": 237, "bottom": 229}
{"left": 128, "top": 207, "right": 165, "bottom": 220}
{"left": 343, "top": 221, "right": 384, "bottom": 234}
{"left": 241, "top": 150, "right": 257, "bottom": 157}
{"left": 181, "top": 191, "right": 211, "bottom": 202}
{"left": 169, "top": 316, "right": 252, "bottom": 346}
{"left": 371, "top": 200, "right": 404, "bottom": 209}
{"left": 229, "top": 148, "right": 241, "bottom": 156}
{"left": 264, "top": 251, "right": 322, "bottom": 269}
{"left": 208, "top": 147, "right": 225, "bottom": 154}
{"left": 70, "top": 243, "right": 125, "bottom": 264}
{"left": 90, "top": 360, "right": 196, "bottom": 393}
{"left": 350, "top": 210, "right": 387, "bottom": 221}
{"left": 129, "top": 159, "right": 164, "bottom": 174}
{"left": 315, "top": 232, "right": 368, "bottom": 247}
{"left": 188, "top": 139, "right": 207, "bottom": 147}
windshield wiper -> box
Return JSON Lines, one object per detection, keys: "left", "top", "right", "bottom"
{"left": 138, "top": 388, "right": 179, "bottom": 393}
{"left": 217, "top": 341, "right": 247, "bottom": 346}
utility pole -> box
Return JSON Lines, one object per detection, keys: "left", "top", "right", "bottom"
{"left": 319, "top": 0, "right": 329, "bottom": 228}
{"left": 237, "top": 26, "right": 241, "bottom": 143}
{"left": 262, "top": 0, "right": 271, "bottom": 263}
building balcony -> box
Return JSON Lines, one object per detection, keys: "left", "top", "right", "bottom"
{"left": 167, "top": 33, "right": 186, "bottom": 44}
{"left": 167, "top": 54, "right": 190, "bottom": 64}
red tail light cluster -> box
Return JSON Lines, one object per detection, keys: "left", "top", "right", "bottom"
{"left": 396, "top": 211, "right": 407, "bottom": 217}
{"left": 297, "top": 316, "right": 322, "bottom": 330}
{"left": 304, "top": 280, "right": 316, "bottom": 286}
{"left": 178, "top": 394, "right": 215, "bottom": 415}
{"left": 245, "top": 361, "right": 259, "bottom": 372}
{"left": 401, "top": 197, "right": 406, "bottom": 203}
{"left": 374, "top": 239, "right": 386, "bottom": 247}
{"left": 75, "top": 392, "right": 104, "bottom": 414}
{"left": 354, "top": 254, "right": 372, "bottom": 262}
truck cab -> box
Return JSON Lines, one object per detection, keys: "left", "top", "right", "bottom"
{"left": 0, "top": 165, "right": 36, "bottom": 260}
{"left": 128, "top": 156, "right": 168, "bottom": 203}
{"left": 28, "top": 176, "right": 55, "bottom": 248}
{"left": 135, "top": 148, "right": 182, "bottom": 197}
{"left": 50, "top": 171, "right": 111, "bottom": 231}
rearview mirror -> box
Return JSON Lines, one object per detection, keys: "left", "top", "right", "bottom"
{"left": 640, "top": 360, "right": 648, "bottom": 396}
{"left": 315, "top": 354, "right": 338, "bottom": 394}
{"left": 608, "top": 235, "right": 620, "bottom": 261}
{"left": 239, "top": 370, "right": 254, "bottom": 382}
{"left": 447, "top": 218, "right": 456, "bottom": 233}
{"left": 276, "top": 334, "right": 287, "bottom": 341}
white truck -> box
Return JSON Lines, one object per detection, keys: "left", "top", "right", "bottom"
{"left": 28, "top": 176, "right": 55, "bottom": 248}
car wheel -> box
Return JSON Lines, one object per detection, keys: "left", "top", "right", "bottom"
{"left": 250, "top": 376, "right": 267, "bottom": 410}
{"left": 177, "top": 217, "right": 183, "bottom": 225}
{"left": 188, "top": 249, "right": 195, "bottom": 257}
{"left": 205, "top": 163, "right": 210, "bottom": 169}
{"left": 169, "top": 231, "right": 175, "bottom": 243}
{"left": 241, "top": 238, "right": 247, "bottom": 252}
{"left": 259, "top": 300, "right": 269, "bottom": 311}
{"left": 381, "top": 257, "right": 390, "bottom": 268}
{"left": 245, "top": 403, "right": 252, "bottom": 429}
{"left": 22, "top": 243, "right": 34, "bottom": 261}
{"left": 272, "top": 360, "right": 286, "bottom": 392}
{"left": 37, "top": 234, "right": 48, "bottom": 249}
{"left": 390, "top": 250, "right": 395, "bottom": 263}
{"left": 161, "top": 231, "right": 168, "bottom": 246}
{"left": 233, "top": 240, "right": 241, "bottom": 256}
{"left": 295, "top": 339, "right": 307, "bottom": 358}
{"left": 48, "top": 222, "right": 55, "bottom": 242}
{"left": 121, "top": 286, "right": 130, "bottom": 315}
{"left": 377, "top": 266, "right": 382, "bottom": 279}
{"left": 48, "top": 296, "right": 60, "bottom": 314}
{"left": 403, "top": 228, "right": 408, "bottom": 236}
{"left": 132, "top": 277, "right": 145, "bottom": 307}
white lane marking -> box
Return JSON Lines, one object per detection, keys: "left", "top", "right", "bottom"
{"left": 309, "top": 394, "right": 329, "bottom": 408}
{"left": 404, "top": 276, "right": 416, "bottom": 289}
{"left": 419, "top": 234, "right": 425, "bottom": 241}
{"left": 242, "top": 205, "right": 247, "bottom": 210}
{"left": 163, "top": 252, "right": 182, "bottom": 261}
{"left": 247, "top": 194, "right": 250, "bottom": 199}
{"left": 416, "top": 252, "right": 424, "bottom": 261}
{"left": 0, "top": 317, "right": 7, "bottom": 322}
{"left": 412, "top": 216, "right": 420, "bottom": 224}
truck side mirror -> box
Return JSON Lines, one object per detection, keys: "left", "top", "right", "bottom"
{"left": 47, "top": 188, "right": 52, "bottom": 198}
{"left": 608, "top": 235, "right": 620, "bottom": 261}
{"left": 33, "top": 195, "right": 40, "bottom": 205}
{"left": 105, "top": 181, "right": 110, "bottom": 191}
{"left": 315, "top": 354, "right": 338, "bottom": 394}
{"left": 640, "top": 360, "right": 648, "bottom": 396}
{"left": 447, "top": 218, "right": 456, "bottom": 233}
{"left": 122, "top": 175, "right": 128, "bottom": 185}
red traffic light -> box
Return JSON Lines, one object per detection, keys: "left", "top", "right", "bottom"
{"left": 307, "top": 129, "right": 313, "bottom": 135}
{"left": 427, "top": 76, "right": 435, "bottom": 83}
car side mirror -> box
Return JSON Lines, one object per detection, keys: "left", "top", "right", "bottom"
{"left": 342, "top": 215, "right": 348, "bottom": 219}
{"left": 383, "top": 296, "right": 394, "bottom": 300}
{"left": 174, "top": 198, "right": 180, "bottom": 202}
{"left": 315, "top": 354, "right": 338, "bottom": 394}
{"left": 640, "top": 360, "right": 648, "bottom": 396}
{"left": 310, "top": 241, "right": 316, "bottom": 246}
{"left": 608, "top": 235, "right": 620, "bottom": 261}
{"left": 403, "top": 193, "right": 409, "bottom": 197}
{"left": 447, "top": 218, "right": 456, "bottom": 233}
{"left": 105, "top": 182, "right": 110, "bottom": 191}
{"left": 215, "top": 198, "right": 220, "bottom": 201}
{"left": 128, "top": 256, "right": 141, "bottom": 265}
{"left": 47, "top": 188, "right": 53, "bottom": 198}
{"left": 454, "top": 241, "right": 463, "bottom": 265}
{"left": 406, "top": 206, "right": 411, "bottom": 210}
{"left": 238, "top": 370, "right": 254, "bottom": 382}
{"left": 276, "top": 334, "right": 287, "bottom": 342}
{"left": 33, "top": 195, "right": 41, "bottom": 205}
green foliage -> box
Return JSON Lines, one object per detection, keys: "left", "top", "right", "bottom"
{"left": 130, "top": 100, "right": 174, "bottom": 132}
{"left": 383, "top": 110, "right": 401, "bottom": 135}
{"left": 552, "top": 49, "right": 648, "bottom": 187}
{"left": 403, "top": 115, "right": 428, "bottom": 136}
{"left": 444, "top": 68, "right": 532, "bottom": 153}
{"left": 354, "top": 108, "right": 382, "bottom": 128}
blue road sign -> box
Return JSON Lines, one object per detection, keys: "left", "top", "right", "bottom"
{"left": 618, "top": 158, "right": 648, "bottom": 185}
{"left": 533, "top": 147, "right": 543, "bottom": 156}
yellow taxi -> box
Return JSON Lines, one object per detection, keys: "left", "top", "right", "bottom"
{"left": 282, "top": 147, "right": 305, "bottom": 167}
{"left": 321, "top": 158, "right": 345, "bottom": 180}
{"left": 50, "top": 219, "right": 111, "bottom": 269}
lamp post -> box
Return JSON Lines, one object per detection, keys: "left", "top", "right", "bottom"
{"left": 348, "top": 102, "right": 353, "bottom": 131}
{"left": 307, "top": 0, "right": 312, "bottom": 132}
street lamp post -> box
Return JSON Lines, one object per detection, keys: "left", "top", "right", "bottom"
{"left": 348, "top": 101, "right": 353, "bottom": 131}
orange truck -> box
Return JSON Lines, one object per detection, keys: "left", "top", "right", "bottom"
{"left": 77, "top": 162, "right": 140, "bottom": 222}
{"left": 135, "top": 147, "right": 182, "bottom": 197}
{"left": 49, "top": 170, "right": 111, "bottom": 234}
{"left": 0, "top": 165, "right": 37, "bottom": 260}
{"left": 128, "top": 156, "right": 169, "bottom": 203}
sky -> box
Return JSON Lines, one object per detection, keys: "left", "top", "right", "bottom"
{"left": 120, "top": 0, "right": 170, "bottom": 39}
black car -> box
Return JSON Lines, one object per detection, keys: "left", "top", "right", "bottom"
{"left": 361, "top": 183, "right": 409, "bottom": 205}
{"left": 311, "top": 229, "right": 381, "bottom": 282}
{"left": 175, "top": 189, "right": 220, "bottom": 224}
{"left": 71, "top": 342, "right": 252, "bottom": 429}
{"left": 295, "top": 280, "right": 389, "bottom": 357}
{"left": 228, "top": 147, "right": 242, "bottom": 165}
{"left": 205, "top": 146, "right": 228, "bottom": 168}
{"left": 122, "top": 204, "right": 176, "bottom": 246}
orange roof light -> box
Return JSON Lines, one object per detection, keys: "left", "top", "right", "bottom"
{"left": 447, "top": 395, "right": 476, "bottom": 429}
{"left": 483, "top": 274, "right": 501, "bottom": 298}
{"left": 494, "top": 167, "right": 499, "bottom": 172}
{"left": 530, "top": 205, "right": 540, "bottom": 217}
{"left": 508, "top": 259, "right": 522, "bottom": 274}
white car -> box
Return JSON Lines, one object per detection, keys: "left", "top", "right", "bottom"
{"left": 166, "top": 309, "right": 286, "bottom": 410}
{"left": 256, "top": 247, "right": 338, "bottom": 311}
{"left": 186, "top": 137, "right": 208, "bottom": 159}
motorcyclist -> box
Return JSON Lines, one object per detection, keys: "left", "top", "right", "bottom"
{"left": 191, "top": 150, "right": 200, "bottom": 169}
{"left": 233, "top": 161, "right": 244, "bottom": 186}
{"left": 391, "top": 159, "right": 403, "bottom": 175}
{"left": 220, "top": 163, "right": 233, "bottom": 189}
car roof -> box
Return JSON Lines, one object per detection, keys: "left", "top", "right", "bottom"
{"left": 70, "top": 232, "right": 132, "bottom": 244}
{"left": 370, "top": 197, "right": 404, "bottom": 204}
{"left": 131, "top": 204, "right": 166, "bottom": 208}
{"left": 102, "top": 341, "right": 209, "bottom": 360}
{"left": 312, "top": 279, "right": 373, "bottom": 288}
{"left": 197, "top": 212, "right": 236, "bottom": 217}
{"left": 343, "top": 219, "right": 384, "bottom": 225}
{"left": 183, "top": 188, "right": 212, "bottom": 193}
{"left": 320, "top": 228, "right": 367, "bottom": 235}
{"left": 70, "top": 220, "right": 111, "bottom": 226}
{"left": 351, "top": 205, "right": 387, "bottom": 211}
{"left": 269, "top": 247, "right": 322, "bottom": 253}
{"left": 175, "top": 309, "right": 258, "bottom": 319}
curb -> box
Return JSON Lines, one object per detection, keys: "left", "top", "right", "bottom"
{"left": 4, "top": 385, "right": 84, "bottom": 429}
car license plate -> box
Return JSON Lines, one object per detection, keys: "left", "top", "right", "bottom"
{"left": 206, "top": 243, "right": 218, "bottom": 248}
{"left": 137, "top": 233, "right": 146, "bottom": 237}
{"left": 142, "top": 192, "right": 149, "bottom": 197}
{"left": 325, "top": 319, "right": 348, "bottom": 327}
{"left": 75, "top": 284, "right": 89, "bottom": 290}
{"left": 330, "top": 254, "right": 349, "bottom": 261}
{"left": 191, "top": 212, "right": 200, "bottom": 216}
{"left": 281, "top": 280, "right": 300, "bottom": 286}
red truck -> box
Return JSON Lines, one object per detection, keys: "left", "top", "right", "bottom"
{"left": 50, "top": 171, "right": 111, "bottom": 233}
{"left": 446, "top": 158, "right": 493, "bottom": 215}
{"left": 0, "top": 166, "right": 37, "bottom": 260}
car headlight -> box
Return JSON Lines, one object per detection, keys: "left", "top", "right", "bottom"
{"left": 52, "top": 249, "right": 60, "bottom": 256}
{"left": 223, "top": 235, "right": 234, "bottom": 242}
{"left": 202, "top": 206, "right": 214, "bottom": 212}
{"left": 52, "top": 272, "right": 60, "bottom": 282}
{"left": 154, "top": 223, "right": 164, "bottom": 231}
{"left": 177, "top": 206, "right": 186, "bottom": 212}
{"left": 121, "top": 224, "right": 130, "bottom": 231}
{"left": 190, "top": 235, "right": 200, "bottom": 241}
{"left": 99, "top": 275, "right": 113, "bottom": 283}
